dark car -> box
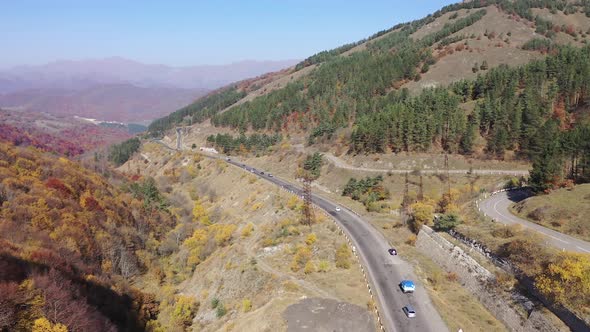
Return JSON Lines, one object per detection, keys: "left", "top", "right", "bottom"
{"left": 260, "top": 171, "right": 265, "bottom": 175}
{"left": 388, "top": 248, "right": 397, "bottom": 256}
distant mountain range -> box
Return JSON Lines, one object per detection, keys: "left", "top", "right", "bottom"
{"left": 0, "top": 57, "right": 298, "bottom": 122}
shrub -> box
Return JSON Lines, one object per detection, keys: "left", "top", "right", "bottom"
{"left": 446, "top": 272, "right": 459, "bottom": 282}
{"left": 492, "top": 224, "right": 522, "bottom": 238}
{"left": 335, "top": 243, "right": 351, "bottom": 269}
{"left": 428, "top": 270, "right": 443, "bottom": 290}
{"left": 291, "top": 245, "right": 312, "bottom": 272}
{"left": 241, "top": 223, "right": 254, "bottom": 238}
{"left": 261, "top": 237, "right": 275, "bottom": 247}
{"left": 433, "top": 214, "right": 462, "bottom": 231}
{"left": 495, "top": 271, "right": 516, "bottom": 290}
{"left": 250, "top": 202, "right": 263, "bottom": 211}
{"left": 286, "top": 195, "right": 300, "bottom": 210}
{"left": 305, "top": 233, "right": 317, "bottom": 246}
{"left": 242, "top": 298, "right": 252, "bottom": 312}
{"left": 342, "top": 175, "right": 389, "bottom": 210}
{"left": 304, "top": 261, "right": 315, "bottom": 274}
{"left": 527, "top": 207, "right": 546, "bottom": 221}
{"left": 211, "top": 297, "right": 219, "bottom": 309}
{"left": 480, "top": 60, "right": 488, "bottom": 70}
{"left": 283, "top": 280, "right": 299, "bottom": 292}
{"left": 210, "top": 224, "right": 237, "bottom": 246}
{"left": 405, "top": 234, "right": 417, "bottom": 246}
{"left": 317, "top": 260, "right": 329, "bottom": 272}
{"left": 216, "top": 303, "right": 227, "bottom": 318}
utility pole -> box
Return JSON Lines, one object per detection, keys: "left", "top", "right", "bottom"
{"left": 401, "top": 172, "right": 410, "bottom": 225}
{"left": 468, "top": 159, "right": 474, "bottom": 195}
{"left": 302, "top": 178, "right": 314, "bottom": 230}
{"left": 444, "top": 153, "right": 451, "bottom": 197}
{"left": 418, "top": 173, "right": 424, "bottom": 201}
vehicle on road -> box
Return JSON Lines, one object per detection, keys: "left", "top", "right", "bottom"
{"left": 388, "top": 248, "right": 397, "bottom": 256}
{"left": 260, "top": 171, "right": 265, "bottom": 175}
{"left": 268, "top": 174, "right": 273, "bottom": 177}
{"left": 335, "top": 207, "right": 341, "bottom": 212}
{"left": 399, "top": 280, "right": 415, "bottom": 293}
{"left": 402, "top": 305, "right": 416, "bottom": 318}
{"left": 226, "top": 157, "right": 231, "bottom": 161}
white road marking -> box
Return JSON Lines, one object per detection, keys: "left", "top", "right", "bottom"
{"left": 577, "top": 246, "right": 590, "bottom": 254}
{"left": 493, "top": 196, "right": 569, "bottom": 244}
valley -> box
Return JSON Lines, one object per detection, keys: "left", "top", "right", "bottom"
{"left": 2, "top": 0, "right": 590, "bottom": 331}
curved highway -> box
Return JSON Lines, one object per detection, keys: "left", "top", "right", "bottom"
{"left": 225, "top": 158, "right": 448, "bottom": 332}
{"left": 480, "top": 190, "right": 590, "bottom": 254}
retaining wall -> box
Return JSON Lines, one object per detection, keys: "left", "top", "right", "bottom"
{"left": 416, "top": 226, "right": 562, "bottom": 332}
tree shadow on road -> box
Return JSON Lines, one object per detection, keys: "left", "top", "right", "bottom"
{"left": 506, "top": 188, "right": 534, "bottom": 203}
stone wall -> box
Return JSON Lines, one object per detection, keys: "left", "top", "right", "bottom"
{"left": 416, "top": 226, "right": 562, "bottom": 332}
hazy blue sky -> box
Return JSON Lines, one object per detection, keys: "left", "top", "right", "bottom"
{"left": 1, "top": 0, "right": 456, "bottom": 68}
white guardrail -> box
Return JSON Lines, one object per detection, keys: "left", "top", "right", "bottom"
{"left": 474, "top": 187, "right": 519, "bottom": 221}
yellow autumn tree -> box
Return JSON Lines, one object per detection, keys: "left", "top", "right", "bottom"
{"left": 536, "top": 253, "right": 590, "bottom": 307}
{"left": 184, "top": 229, "right": 209, "bottom": 266}
{"left": 241, "top": 223, "right": 254, "bottom": 238}
{"left": 437, "top": 189, "right": 460, "bottom": 213}
{"left": 290, "top": 245, "right": 312, "bottom": 271}
{"left": 209, "top": 224, "right": 236, "bottom": 246}
{"left": 171, "top": 296, "right": 199, "bottom": 328}
{"left": 32, "top": 317, "right": 68, "bottom": 332}
{"left": 31, "top": 198, "right": 52, "bottom": 230}
{"left": 409, "top": 202, "right": 435, "bottom": 233}
{"left": 192, "top": 200, "right": 210, "bottom": 225}
{"left": 305, "top": 233, "right": 317, "bottom": 246}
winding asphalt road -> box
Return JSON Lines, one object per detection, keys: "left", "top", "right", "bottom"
{"left": 225, "top": 159, "right": 448, "bottom": 332}
{"left": 480, "top": 190, "right": 590, "bottom": 254}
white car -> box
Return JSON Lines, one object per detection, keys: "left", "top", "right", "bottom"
{"left": 335, "top": 207, "right": 341, "bottom": 212}
{"left": 402, "top": 305, "right": 416, "bottom": 318}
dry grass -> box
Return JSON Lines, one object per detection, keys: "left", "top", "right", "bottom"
{"left": 125, "top": 143, "right": 375, "bottom": 331}
{"left": 511, "top": 184, "right": 590, "bottom": 242}
{"left": 405, "top": 6, "right": 544, "bottom": 94}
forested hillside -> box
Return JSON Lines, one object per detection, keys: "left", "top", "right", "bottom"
{"left": 0, "top": 109, "right": 132, "bottom": 156}
{"left": 147, "top": 0, "right": 590, "bottom": 192}
{"left": 0, "top": 142, "right": 175, "bottom": 331}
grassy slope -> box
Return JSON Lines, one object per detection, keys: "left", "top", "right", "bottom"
{"left": 404, "top": 5, "right": 543, "bottom": 93}
{"left": 122, "top": 143, "right": 375, "bottom": 331}
{"left": 218, "top": 148, "right": 510, "bottom": 331}
{"left": 511, "top": 184, "right": 590, "bottom": 242}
